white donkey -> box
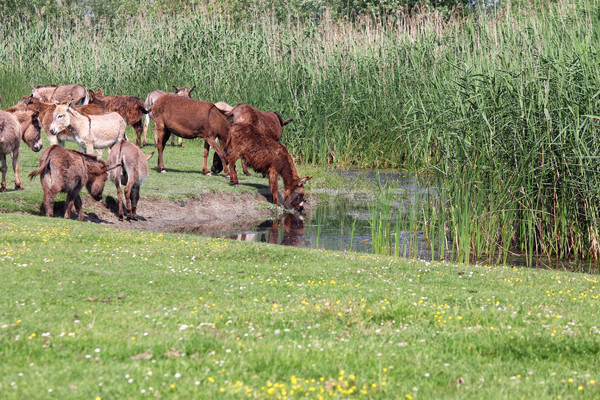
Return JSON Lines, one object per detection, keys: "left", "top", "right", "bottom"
{"left": 50, "top": 100, "right": 126, "bottom": 158}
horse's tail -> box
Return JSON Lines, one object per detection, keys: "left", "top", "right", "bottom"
{"left": 139, "top": 104, "right": 150, "bottom": 114}
{"left": 28, "top": 147, "right": 54, "bottom": 180}
{"left": 275, "top": 112, "right": 293, "bottom": 128}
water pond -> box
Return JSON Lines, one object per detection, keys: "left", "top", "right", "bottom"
{"left": 169, "top": 170, "right": 597, "bottom": 272}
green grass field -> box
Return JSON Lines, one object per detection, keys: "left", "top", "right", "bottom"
{"left": 0, "top": 213, "right": 599, "bottom": 399}
{"left": 2, "top": 2, "right": 600, "bottom": 398}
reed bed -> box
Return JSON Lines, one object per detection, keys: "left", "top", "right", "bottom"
{"left": 1, "top": 0, "right": 599, "bottom": 263}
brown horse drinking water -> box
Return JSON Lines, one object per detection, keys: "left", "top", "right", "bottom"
{"left": 151, "top": 94, "right": 231, "bottom": 175}
{"left": 225, "top": 123, "right": 310, "bottom": 211}
{"left": 143, "top": 86, "right": 195, "bottom": 147}
{"left": 31, "top": 84, "right": 88, "bottom": 105}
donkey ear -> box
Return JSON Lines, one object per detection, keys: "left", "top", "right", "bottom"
{"left": 96, "top": 88, "right": 102, "bottom": 95}
{"left": 189, "top": 85, "right": 196, "bottom": 94}
{"left": 172, "top": 85, "right": 179, "bottom": 92}
{"left": 67, "top": 100, "right": 75, "bottom": 108}
{"left": 146, "top": 151, "right": 155, "bottom": 161}
{"left": 30, "top": 83, "right": 36, "bottom": 90}
{"left": 296, "top": 176, "right": 312, "bottom": 187}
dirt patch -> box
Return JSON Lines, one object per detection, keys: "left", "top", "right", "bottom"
{"left": 51, "top": 191, "right": 282, "bottom": 235}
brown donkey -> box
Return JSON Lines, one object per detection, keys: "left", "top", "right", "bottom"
{"left": 151, "top": 94, "right": 231, "bottom": 175}
{"left": 108, "top": 141, "right": 154, "bottom": 221}
{"left": 211, "top": 103, "right": 292, "bottom": 175}
{"left": 143, "top": 86, "right": 195, "bottom": 147}
{"left": 31, "top": 84, "right": 88, "bottom": 105}
{"left": 0, "top": 109, "right": 43, "bottom": 191}
{"left": 225, "top": 123, "right": 311, "bottom": 211}
{"left": 28, "top": 145, "right": 118, "bottom": 220}
{"left": 88, "top": 88, "right": 148, "bottom": 147}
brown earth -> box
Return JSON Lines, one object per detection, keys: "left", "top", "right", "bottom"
{"left": 66, "top": 191, "right": 282, "bottom": 235}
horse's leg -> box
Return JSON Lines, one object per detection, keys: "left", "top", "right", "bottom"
{"left": 115, "top": 178, "right": 124, "bottom": 221}
{"left": 202, "top": 141, "right": 211, "bottom": 175}
{"left": 226, "top": 150, "right": 240, "bottom": 185}
{"left": 64, "top": 191, "right": 77, "bottom": 219}
{"left": 0, "top": 154, "right": 7, "bottom": 192}
{"left": 142, "top": 113, "right": 150, "bottom": 147}
{"left": 133, "top": 121, "right": 143, "bottom": 147}
{"left": 130, "top": 184, "right": 140, "bottom": 220}
{"left": 124, "top": 172, "right": 136, "bottom": 219}
{"left": 241, "top": 159, "right": 251, "bottom": 176}
{"left": 154, "top": 121, "right": 169, "bottom": 173}
{"left": 12, "top": 149, "right": 23, "bottom": 190}
{"left": 74, "top": 194, "right": 84, "bottom": 221}
{"left": 205, "top": 136, "right": 229, "bottom": 176}
{"left": 43, "top": 189, "right": 58, "bottom": 217}
{"left": 269, "top": 170, "right": 280, "bottom": 206}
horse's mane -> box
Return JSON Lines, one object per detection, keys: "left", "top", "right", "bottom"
{"left": 33, "top": 84, "right": 57, "bottom": 89}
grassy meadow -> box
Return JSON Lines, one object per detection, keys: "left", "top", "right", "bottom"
{"left": 2, "top": 1, "right": 600, "bottom": 398}
{"left": 0, "top": 213, "right": 600, "bottom": 399}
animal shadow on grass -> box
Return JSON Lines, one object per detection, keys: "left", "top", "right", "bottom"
{"left": 39, "top": 200, "right": 110, "bottom": 223}
{"left": 151, "top": 167, "right": 205, "bottom": 175}
{"left": 105, "top": 195, "right": 148, "bottom": 222}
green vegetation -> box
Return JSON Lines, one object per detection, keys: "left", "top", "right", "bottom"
{"left": 0, "top": 213, "right": 599, "bottom": 399}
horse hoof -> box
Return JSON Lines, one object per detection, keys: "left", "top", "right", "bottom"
{"left": 118, "top": 215, "right": 124, "bottom": 221}
{"left": 206, "top": 172, "right": 212, "bottom": 177}
{"left": 127, "top": 214, "right": 139, "bottom": 221}
{"left": 160, "top": 169, "right": 167, "bottom": 174}
{"left": 0, "top": 186, "right": 6, "bottom": 193}
{"left": 15, "top": 185, "right": 24, "bottom": 191}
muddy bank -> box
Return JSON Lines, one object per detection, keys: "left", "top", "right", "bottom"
{"left": 77, "top": 191, "right": 283, "bottom": 234}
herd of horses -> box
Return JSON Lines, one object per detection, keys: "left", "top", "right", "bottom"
{"left": 0, "top": 83, "right": 311, "bottom": 221}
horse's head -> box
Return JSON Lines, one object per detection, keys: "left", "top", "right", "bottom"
{"left": 85, "top": 161, "right": 119, "bottom": 201}
{"left": 15, "top": 110, "right": 43, "bottom": 152}
{"left": 284, "top": 176, "right": 312, "bottom": 212}
{"left": 174, "top": 85, "right": 195, "bottom": 98}
{"left": 50, "top": 100, "right": 75, "bottom": 135}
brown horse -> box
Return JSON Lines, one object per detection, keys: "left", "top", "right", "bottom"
{"left": 225, "top": 123, "right": 310, "bottom": 211}
{"left": 151, "top": 94, "right": 231, "bottom": 175}
{"left": 211, "top": 103, "right": 293, "bottom": 175}
{"left": 88, "top": 88, "right": 148, "bottom": 147}
{"left": 143, "top": 86, "right": 195, "bottom": 147}
{"left": 31, "top": 84, "right": 88, "bottom": 105}
{"left": 0, "top": 109, "right": 43, "bottom": 191}
{"left": 28, "top": 145, "right": 118, "bottom": 220}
